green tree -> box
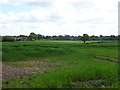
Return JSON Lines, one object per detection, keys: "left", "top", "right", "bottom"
{"left": 2, "top": 36, "right": 15, "bottom": 42}
{"left": 81, "top": 34, "right": 89, "bottom": 43}
{"left": 29, "top": 32, "right": 37, "bottom": 41}
{"left": 37, "top": 34, "right": 43, "bottom": 40}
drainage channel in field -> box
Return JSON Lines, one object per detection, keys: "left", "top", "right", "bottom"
{"left": 66, "top": 79, "right": 109, "bottom": 88}
{"left": 94, "top": 56, "right": 120, "bottom": 64}
{"left": 12, "top": 45, "right": 59, "bottom": 48}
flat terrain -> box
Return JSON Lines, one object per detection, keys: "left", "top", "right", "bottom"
{"left": 2, "top": 40, "right": 119, "bottom": 88}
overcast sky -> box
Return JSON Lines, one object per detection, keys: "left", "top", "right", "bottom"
{"left": 0, "top": 0, "right": 118, "bottom": 36}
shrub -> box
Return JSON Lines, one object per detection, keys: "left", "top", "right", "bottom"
{"left": 2, "top": 36, "right": 15, "bottom": 42}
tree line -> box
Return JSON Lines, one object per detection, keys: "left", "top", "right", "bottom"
{"left": 1, "top": 32, "right": 119, "bottom": 43}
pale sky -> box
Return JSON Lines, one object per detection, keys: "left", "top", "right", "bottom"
{"left": 0, "top": 0, "right": 118, "bottom": 36}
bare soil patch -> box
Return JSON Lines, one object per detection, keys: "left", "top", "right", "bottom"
{"left": 2, "top": 60, "right": 60, "bottom": 80}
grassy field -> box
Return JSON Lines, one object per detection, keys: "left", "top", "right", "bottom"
{"left": 2, "top": 40, "right": 119, "bottom": 88}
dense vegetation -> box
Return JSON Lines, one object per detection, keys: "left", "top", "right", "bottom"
{"left": 1, "top": 32, "right": 119, "bottom": 42}
{"left": 2, "top": 40, "right": 119, "bottom": 88}
{"left": 2, "top": 37, "right": 15, "bottom": 42}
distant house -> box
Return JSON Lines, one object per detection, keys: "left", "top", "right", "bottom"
{"left": 15, "top": 36, "right": 28, "bottom": 41}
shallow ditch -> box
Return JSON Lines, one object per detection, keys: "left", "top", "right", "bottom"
{"left": 12, "top": 45, "right": 59, "bottom": 48}
{"left": 66, "top": 79, "right": 111, "bottom": 88}
{"left": 94, "top": 56, "right": 120, "bottom": 64}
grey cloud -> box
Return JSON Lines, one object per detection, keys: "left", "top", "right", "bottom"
{"left": 16, "top": 19, "right": 42, "bottom": 23}
{"left": 77, "top": 18, "right": 112, "bottom": 24}
{"left": 14, "top": 12, "right": 63, "bottom": 23}
{"left": 24, "top": 2, "right": 52, "bottom": 7}
{"left": 0, "top": 0, "right": 52, "bottom": 7}
{"left": 48, "top": 12, "right": 62, "bottom": 22}
{"left": 70, "top": 1, "right": 95, "bottom": 9}
{"left": 15, "top": 15, "right": 43, "bottom": 23}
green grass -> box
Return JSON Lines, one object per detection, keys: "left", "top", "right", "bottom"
{"left": 2, "top": 40, "right": 119, "bottom": 88}
{"left": 4, "top": 62, "right": 36, "bottom": 67}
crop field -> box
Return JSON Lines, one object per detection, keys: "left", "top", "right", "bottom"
{"left": 2, "top": 40, "right": 119, "bottom": 88}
